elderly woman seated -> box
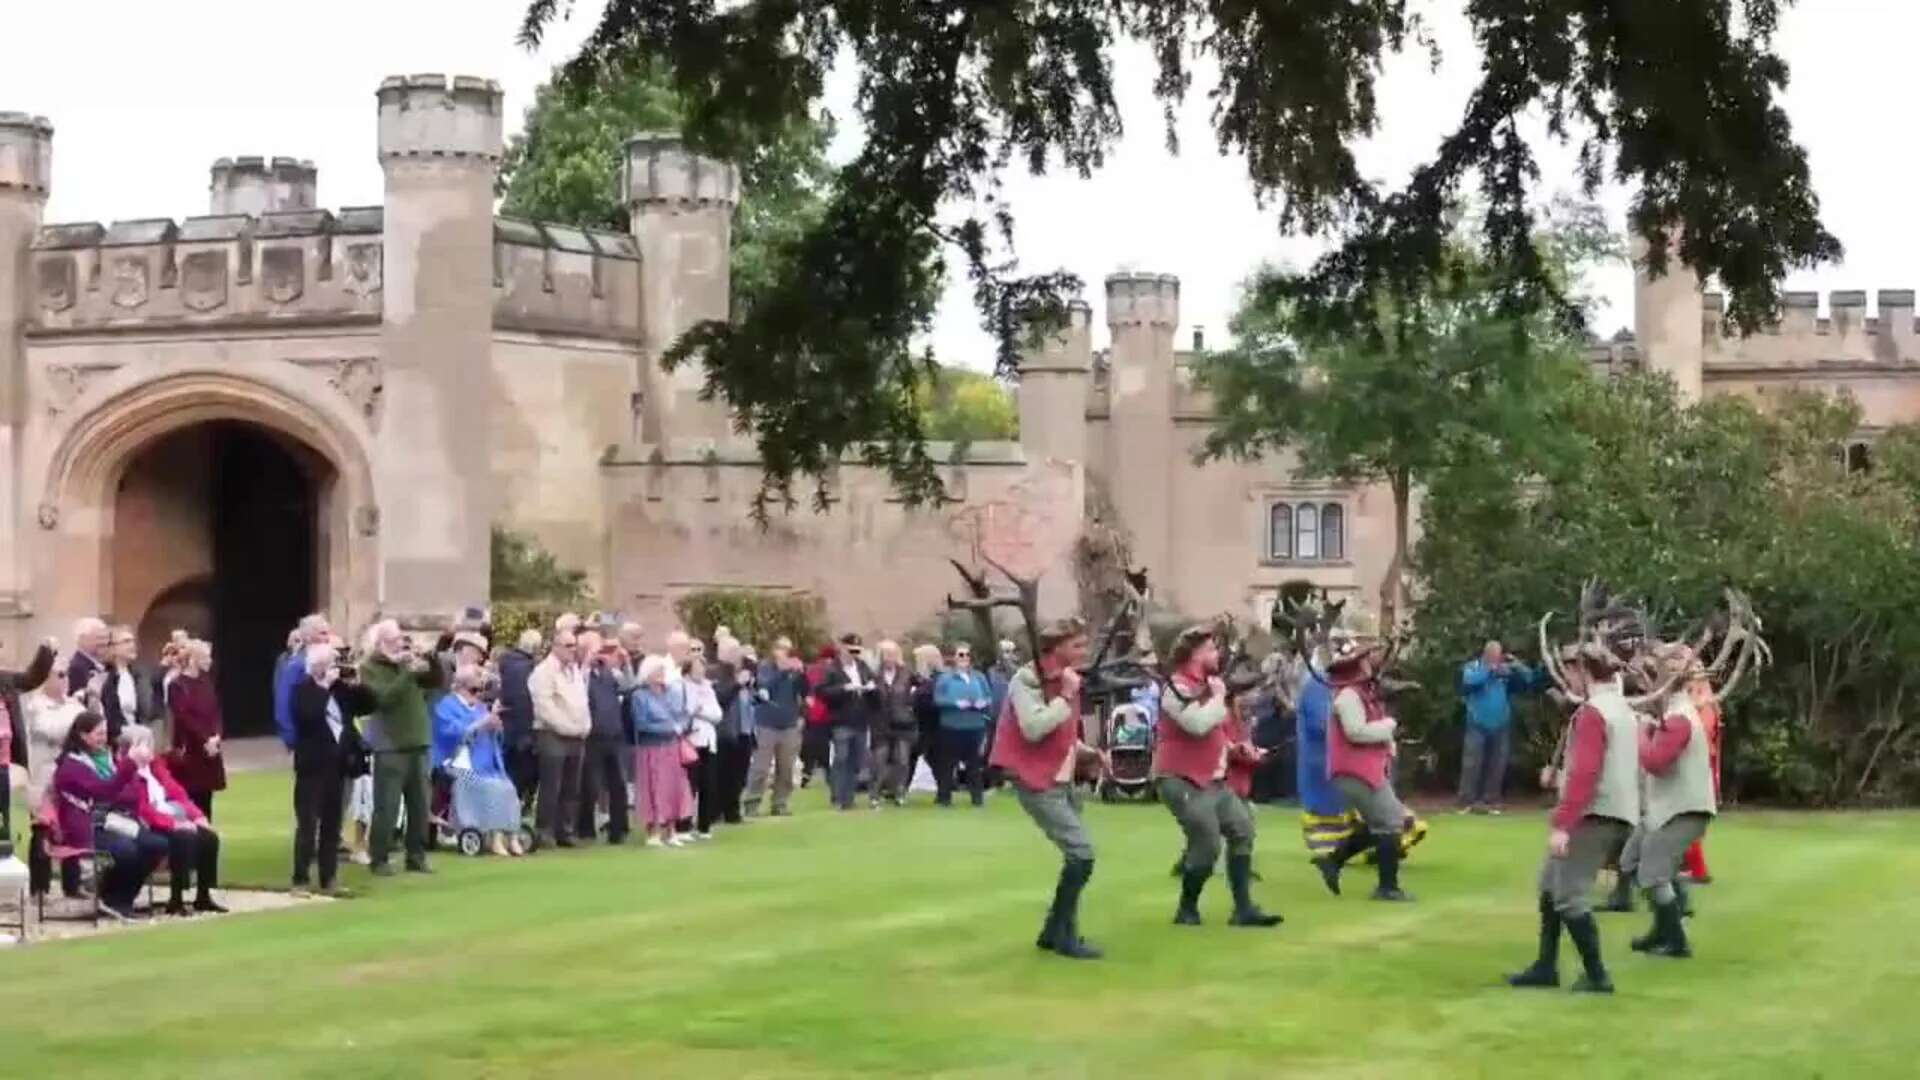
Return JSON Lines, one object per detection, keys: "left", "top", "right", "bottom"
{"left": 116, "top": 723, "right": 227, "bottom": 916}
{"left": 432, "top": 663, "right": 524, "bottom": 856}
{"left": 47, "top": 711, "right": 151, "bottom": 921}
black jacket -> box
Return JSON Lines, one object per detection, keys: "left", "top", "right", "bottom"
{"left": 497, "top": 648, "right": 537, "bottom": 746}
{"left": 873, "top": 664, "right": 917, "bottom": 735}
{"left": 818, "top": 660, "right": 880, "bottom": 732}
{"left": 292, "top": 678, "right": 375, "bottom": 776}
{"left": 1, "top": 644, "right": 56, "bottom": 769}
{"left": 100, "top": 663, "right": 162, "bottom": 743}
{"left": 585, "top": 666, "right": 627, "bottom": 742}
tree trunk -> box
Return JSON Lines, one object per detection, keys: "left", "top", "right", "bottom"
{"left": 1380, "top": 468, "right": 1411, "bottom": 629}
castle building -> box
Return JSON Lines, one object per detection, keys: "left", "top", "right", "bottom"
{"left": 1, "top": 76, "right": 1906, "bottom": 733}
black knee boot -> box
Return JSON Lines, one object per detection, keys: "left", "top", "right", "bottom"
{"left": 1508, "top": 893, "right": 1562, "bottom": 988}
{"left": 1313, "top": 829, "right": 1370, "bottom": 896}
{"left": 1633, "top": 896, "right": 1691, "bottom": 958}
{"left": 1036, "top": 862, "right": 1073, "bottom": 950}
{"left": 1675, "top": 877, "right": 1694, "bottom": 918}
{"left": 1174, "top": 867, "right": 1209, "bottom": 925}
{"left": 1371, "top": 833, "right": 1413, "bottom": 902}
{"left": 1052, "top": 858, "right": 1102, "bottom": 960}
{"left": 1227, "top": 854, "right": 1282, "bottom": 927}
{"left": 1602, "top": 871, "right": 1635, "bottom": 913}
{"left": 1564, "top": 912, "right": 1614, "bottom": 994}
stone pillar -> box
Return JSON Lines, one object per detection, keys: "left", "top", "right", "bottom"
{"left": 0, "top": 113, "right": 51, "bottom": 638}
{"left": 1104, "top": 272, "right": 1179, "bottom": 584}
{"left": 1017, "top": 300, "right": 1092, "bottom": 465}
{"left": 1632, "top": 232, "right": 1704, "bottom": 405}
{"left": 623, "top": 133, "right": 740, "bottom": 446}
{"left": 209, "top": 156, "right": 317, "bottom": 216}
{"left": 375, "top": 74, "right": 501, "bottom": 623}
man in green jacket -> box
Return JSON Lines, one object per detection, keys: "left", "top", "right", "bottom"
{"left": 360, "top": 618, "right": 445, "bottom": 876}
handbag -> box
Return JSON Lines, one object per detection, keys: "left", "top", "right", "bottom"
{"left": 449, "top": 743, "right": 474, "bottom": 773}
{"left": 677, "top": 737, "right": 700, "bottom": 766}
{"left": 102, "top": 811, "right": 141, "bottom": 839}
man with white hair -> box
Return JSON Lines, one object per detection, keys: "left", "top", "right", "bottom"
{"left": 274, "top": 613, "right": 331, "bottom": 750}
{"left": 498, "top": 627, "right": 543, "bottom": 808}
{"left": 360, "top": 619, "right": 444, "bottom": 875}
{"left": 528, "top": 624, "right": 591, "bottom": 848}
{"left": 67, "top": 617, "right": 109, "bottom": 698}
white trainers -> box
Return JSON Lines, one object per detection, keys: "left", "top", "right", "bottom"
{"left": 644, "top": 837, "right": 666, "bottom": 849}
{"left": 696, "top": 831, "right": 715, "bottom": 841}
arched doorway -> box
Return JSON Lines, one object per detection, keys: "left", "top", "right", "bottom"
{"left": 113, "top": 421, "right": 334, "bottom": 735}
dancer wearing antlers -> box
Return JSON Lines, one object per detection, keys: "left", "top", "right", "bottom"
{"left": 1320, "top": 610, "right": 1418, "bottom": 903}
{"left": 989, "top": 617, "right": 1104, "bottom": 960}
{"left": 1154, "top": 625, "right": 1284, "bottom": 928}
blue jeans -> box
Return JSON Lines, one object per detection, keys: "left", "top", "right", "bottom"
{"left": 829, "top": 728, "right": 868, "bottom": 810}
{"left": 1458, "top": 725, "right": 1512, "bottom": 807}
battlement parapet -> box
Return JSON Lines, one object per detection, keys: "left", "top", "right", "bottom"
{"left": 0, "top": 112, "right": 53, "bottom": 195}
{"left": 1700, "top": 288, "right": 1920, "bottom": 368}
{"left": 376, "top": 74, "right": 503, "bottom": 163}
{"left": 623, "top": 133, "right": 740, "bottom": 209}
{"left": 210, "top": 155, "right": 317, "bottom": 216}
{"left": 493, "top": 216, "right": 642, "bottom": 340}
{"left": 1105, "top": 272, "right": 1180, "bottom": 329}
{"left": 27, "top": 208, "right": 385, "bottom": 333}
{"left": 1016, "top": 299, "right": 1093, "bottom": 373}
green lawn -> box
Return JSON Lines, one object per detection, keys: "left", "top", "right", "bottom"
{"left": 4, "top": 771, "right": 1916, "bottom": 1079}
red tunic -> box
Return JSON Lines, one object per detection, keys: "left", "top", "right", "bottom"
{"left": 1325, "top": 680, "right": 1393, "bottom": 790}
{"left": 988, "top": 670, "right": 1081, "bottom": 792}
{"left": 1223, "top": 708, "right": 1260, "bottom": 799}
{"left": 1151, "top": 675, "right": 1232, "bottom": 787}
{"left": 165, "top": 674, "right": 228, "bottom": 794}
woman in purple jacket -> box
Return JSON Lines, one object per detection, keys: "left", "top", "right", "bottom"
{"left": 48, "top": 711, "right": 154, "bottom": 920}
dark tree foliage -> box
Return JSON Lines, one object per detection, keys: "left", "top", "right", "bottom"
{"left": 520, "top": 0, "right": 1839, "bottom": 507}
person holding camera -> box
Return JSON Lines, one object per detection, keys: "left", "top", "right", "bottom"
{"left": 434, "top": 663, "right": 524, "bottom": 856}
{"left": 290, "top": 642, "right": 373, "bottom": 895}
{"left": 360, "top": 620, "right": 445, "bottom": 876}
{"left": 527, "top": 626, "right": 590, "bottom": 850}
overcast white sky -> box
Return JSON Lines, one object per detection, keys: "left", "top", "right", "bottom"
{"left": 4, "top": 0, "right": 1910, "bottom": 367}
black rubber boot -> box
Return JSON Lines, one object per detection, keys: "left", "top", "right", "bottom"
{"left": 1035, "top": 862, "right": 1073, "bottom": 951}
{"left": 1507, "top": 893, "right": 1563, "bottom": 988}
{"left": 1052, "top": 859, "right": 1102, "bottom": 960}
{"left": 1640, "top": 897, "right": 1692, "bottom": 959}
{"left": 1370, "top": 834, "right": 1414, "bottom": 902}
{"left": 1313, "top": 830, "right": 1370, "bottom": 896}
{"left": 1601, "top": 871, "right": 1635, "bottom": 913}
{"left": 1564, "top": 913, "right": 1614, "bottom": 994}
{"left": 1226, "top": 854, "right": 1282, "bottom": 927}
{"left": 1174, "top": 868, "right": 1209, "bottom": 925}
{"left": 1676, "top": 878, "right": 1695, "bottom": 919}
{"left": 1631, "top": 895, "right": 1662, "bottom": 953}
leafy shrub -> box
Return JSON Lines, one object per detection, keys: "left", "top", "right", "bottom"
{"left": 674, "top": 589, "right": 828, "bottom": 652}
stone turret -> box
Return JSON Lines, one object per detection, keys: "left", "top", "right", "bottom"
{"left": 209, "top": 156, "right": 317, "bottom": 216}
{"left": 375, "top": 74, "right": 503, "bottom": 619}
{"left": 1104, "top": 272, "right": 1179, "bottom": 583}
{"left": 1017, "top": 300, "right": 1093, "bottom": 466}
{"left": 623, "top": 133, "right": 740, "bottom": 445}
{"left": 0, "top": 112, "right": 50, "bottom": 620}
{"left": 1632, "top": 232, "right": 1704, "bottom": 405}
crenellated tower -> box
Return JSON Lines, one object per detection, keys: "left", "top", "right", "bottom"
{"left": 1016, "top": 299, "right": 1093, "bottom": 467}
{"left": 0, "top": 113, "right": 51, "bottom": 624}
{"left": 375, "top": 74, "right": 502, "bottom": 618}
{"left": 623, "top": 133, "right": 740, "bottom": 446}
{"left": 1104, "top": 272, "right": 1179, "bottom": 582}
{"left": 1631, "top": 232, "right": 1705, "bottom": 405}
{"left": 208, "top": 155, "right": 317, "bottom": 216}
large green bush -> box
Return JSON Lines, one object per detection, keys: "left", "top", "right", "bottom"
{"left": 674, "top": 589, "right": 828, "bottom": 652}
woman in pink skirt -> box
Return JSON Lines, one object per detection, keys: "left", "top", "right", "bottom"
{"left": 629, "top": 656, "right": 694, "bottom": 847}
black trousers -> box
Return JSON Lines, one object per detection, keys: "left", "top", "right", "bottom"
{"left": 576, "top": 736, "right": 631, "bottom": 842}
{"left": 144, "top": 826, "right": 219, "bottom": 902}
{"left": 534, "top": 732, "right": 586, "bottom": 844}
{"left": 293, "top": 766, "right": 346, "bottom": 888}
{"left": 936, "top": 728, "right": 986, "bottom": 806}
{"left": 187, "top": 788, "right": 217, "bottom": 823}
{"left": 715, "top": 734, "right": 753, "bottom": 824}
{"left": 800, "top": 724, "right": 832, "bottom": 778}
{"left": 506, "top": 736, "right": 540, "bottom": 811}
{"left": 907, "top": 715, "right": 941, "bottom": 788}
{"left": 691, "top": 747, "right": 724, "bottom": 832}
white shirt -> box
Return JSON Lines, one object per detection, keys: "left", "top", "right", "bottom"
{"left": 116, "top": 669, "right": 138, "bottom": 721}
{"left": 841, "top": 660, "right": 868, "bottom": 690}
{"left": 325, "top": 695, "right": 344, "bottom": 742}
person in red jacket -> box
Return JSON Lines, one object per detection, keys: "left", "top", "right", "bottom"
{"left": 1154, "top": 626, "right": 1282, "bottom": 928}
{"left": 117, "top": 723, "right": 227, "bottom": 917}
{"left": 164, "top": 638, "right": 227, "bottom": 822}
{"left": 989, "top": 617, "right": 1100, "bottom": 960}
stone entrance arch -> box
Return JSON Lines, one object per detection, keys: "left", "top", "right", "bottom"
{"left": 34, "top": 369, "right": 379, "bottom": 675}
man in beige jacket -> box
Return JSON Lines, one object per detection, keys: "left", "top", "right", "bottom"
{"left": 527, "top": 626, "right": 591, "bottom": 849}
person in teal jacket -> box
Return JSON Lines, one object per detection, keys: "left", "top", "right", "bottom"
{"left": 1457, "top": 641, "right": 1543, "bottom": 813}
{"left": 933, "top": 645, "right": 994, "bottom": 807}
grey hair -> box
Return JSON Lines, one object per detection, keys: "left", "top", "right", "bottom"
{"left": 117, "top": 722, "right": 156, "bottom": 754}
{"left": 305, "top": 642, "right": 338, "bottom": 674}
{"left": 453, "top": 663, "right": 490, "bottom": 693}
{"left": 517, "top": 628, "right": 543, "bottom": 652}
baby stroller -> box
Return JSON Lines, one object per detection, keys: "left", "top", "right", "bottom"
{"left": 1098, "top": 703, "right": 1157, "bottom": 802}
